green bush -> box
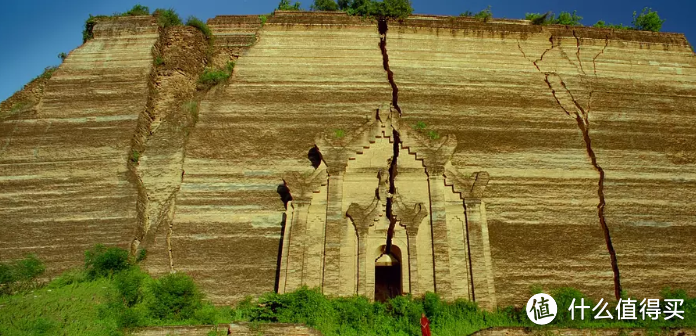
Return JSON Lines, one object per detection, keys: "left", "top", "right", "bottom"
{"left": 114, "top": 268, "right": 146, "bottom": 307}
{"left": 84, "top": 244, "right": 132, "bottom": 279}
{"left": 555, "top": 10, "right": 582, "bottom": 25}
{"left": 259, "top": 15, "right": 268, "bottom": 26}
{"left": 147, "top": 273, "right": 203, "bottom": 320}
{"left": 58, "top": 52, "right": 67, "bottom": 61}
{"left": 135, "top": 249, "right": 147, "bottom": 263}
{"left": 278, "top": 0, "right": 302, "bottom": 10}
{"left": 345, "top": 0, "right": 413, "bottom": 19}
{"left": 82, "top": 14, "right": 108, "bottom": 43}
{"left": 593, "top": 20, "right": 631, "bottom": 30}
{"left": 413, "top": 121, "right": 426, "bottom": 130}
{"left": 525, "top": 12, "right": 551, "bottom": 25}
{"left": 154, "top": 8, "right": 182, "bottom": 28}
{"left": 460, "top": 10, "right": 474, "bottom": 17}
{"left": 186, "top": 16, "right": 212, "bottom": 40}
{"left": 632, "top": 7, "right": 664, "bottom": 32}
{"left": 154, "top": 56, "right": 164, "bottom": 66}
{"left": 124, "top": 4, "right": 150, "bottom": 16}
{"left": 473, "top": 6, "right": 493, "bottom": 22}
{"left": 198, "top": 62, "right": 235, "bottom": 86}
{"left": 0, "top": 255, "right": 45, "bottom": 295}
{"left": 311, "top": 0, "right": 339, "bottom": 11}
{"left": 527, "top": 11, "right": 581, "bottom": 25}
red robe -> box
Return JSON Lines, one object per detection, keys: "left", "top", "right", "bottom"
{"left": 420, "top": 315, "right": 432, "bottom": 336}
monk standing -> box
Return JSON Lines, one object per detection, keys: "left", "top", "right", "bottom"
{"left": 420, "top": 313, "right": 431, "bottom": 336}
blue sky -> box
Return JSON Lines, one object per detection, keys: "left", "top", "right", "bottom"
{"left": 0, "top": 0, "right": 693, "bottom": 102}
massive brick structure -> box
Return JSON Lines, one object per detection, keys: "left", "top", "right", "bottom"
{"left": 1, "top": 11, "right": 694, "bottom": 309}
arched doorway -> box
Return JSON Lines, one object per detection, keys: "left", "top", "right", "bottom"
{"left": 374, "top": 245, "right": 402, "bottom": 302}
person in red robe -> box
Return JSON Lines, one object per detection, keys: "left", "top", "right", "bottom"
{"left": 420, "top": 313, "right": 431, "bottom": 336}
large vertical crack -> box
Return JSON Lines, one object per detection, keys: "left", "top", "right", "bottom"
{"left": 518, "top": 35, "right": 622, "bottom": 299}
{"left": 378, "top": 18, "right": 402, "bottom": 256}
{"left": 127, "top": 26, "right": 211, "bottom": 273}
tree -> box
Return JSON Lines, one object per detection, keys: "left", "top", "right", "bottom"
{"left": 278, "top": 0, "right": 302, "bottom": 10}
{"left": 124, "top": 4, "right": 150, "bottom": 16}
{"left": 554, "top": 10, "right": 582, "bottom": 25}
{"left": 632, "top": 7, "right": 664, "bottom": 32}
{"left": 311, "top": 0, "right": 338, "bottom": 11}
{"left": 345, "top": 0, "right": 413, "bottom": 19}
{"left": 337, "top": 0, "right": 350, "bottom": 10}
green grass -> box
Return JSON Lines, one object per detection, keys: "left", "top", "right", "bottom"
{"left": 186, "top": 16, "right": 212, "bottom": 40}
{"left": 0, "top": 278, "right": 119, "bottom": 335}
{"left": 333, "top": 129, "right": 346, "bottom": 138}
{"left": 154, "top": 56, "right": 164, "bottom": 66}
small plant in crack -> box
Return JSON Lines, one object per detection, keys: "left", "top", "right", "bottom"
{"left": 130, "top": 149, "right": 141, "bottom": 163}
{"left": 333, "top": 129, "right": 346, "bottom": 138}
{"left": 154, "top": 56, "right": 164, "bottom": 66}
{"left": 427, "top": 130, "right": 440, "bottom": 140}
{"left": 259, "top": 15, "right": 268, "bottom": 27}
{"left": 198, "top": 61, "right": 235, "bottom": 87}
{"left": 182, "top": 100, "right": 199, "bottom": 124}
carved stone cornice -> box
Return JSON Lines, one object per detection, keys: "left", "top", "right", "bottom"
{"left": 316, "top": 109, "right": 393, "bottom": 175}
{"left": 444, "top": 166, "right": 490, "bottom": 200}
{"left": 393, "top": 198, "right": 428, "bottom": 236}
{"left": 283, "top": 167, "right": 327, "bottom": 204}
{"left": 346, "top": 197, "right": 382, "bottom": 235}
{"left": 394, "top": 116, "right": 457, "bottom": 176}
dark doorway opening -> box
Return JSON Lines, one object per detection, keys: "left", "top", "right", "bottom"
{"left": 374, "top": 246, "right": 402, "bottom": 302}
{"left": 375, "top": 264, "right": 402, "bottom": 302}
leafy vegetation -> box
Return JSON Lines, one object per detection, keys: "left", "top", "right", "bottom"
{"left": 186, "top": 16, "right": 212, "bottom": 40}
{"left": 473, "top": 6, "right": 493, "bottom": 22}
{"left": 154, "top": 8, "right": 183, "bottom": 28}
{"left": 343, "top": 0, "right": 413, "bottom": 19}
{"left": 84, "top": 244, "right": 132, "bottom": 279}
{"left": 260, "top": 14, "right": 268, "bottom": 26}
{"left": 0, "top": 255, "right": 45, "bottom": 295}
{"left": 123, "top": 4, "right": 150, "bottom": 16}
{"left": 632, "top": 7, "right": 665, "bottom": 32}
{"left": 0, "top": 247, "right": 232, "bottom": 335}
{"left": 593, "top": 21, "right": 631, "bottom": 30}
{"left": 525, "top": 11, "right": 582, "bottom": 26}
{"left": 311, "top": 0, "right": 339, "bottom": 11}
{"left": 1, "top": 249, "right": 695, "bottom": 336}
{"left": 58, "top": 52, "right": 67, "bottom": 61}
{"left": 154, "top": 56, "right": 164, "bottom": 66}
{"left": 333, "top": 129, "right": 346, "bottom": 138}
{"left": 198, "top": 61, "right": 235, "bottom": 86}
{"left": 130, "top": 149, "right": 141, "bottom": 163}
{"left": 82, "top": 14, "right": 107, "bottom": 43}
{"left": 278, "top": 0, "right": 302, "bottom": 11}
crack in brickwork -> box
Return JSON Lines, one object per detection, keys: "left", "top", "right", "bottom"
{"left": 378, "top": 19, "right": 402, "bottom": 257}
{"left": 518, "top": 36, "right": 622, "bottom": 299}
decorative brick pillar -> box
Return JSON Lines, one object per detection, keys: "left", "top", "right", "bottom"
{"left": 426, "top": 165, "right": 454, "bottom": 300}
{"left": 346, "top": 199, "right": 381, "bottom": 298}
{"left": 394, "top": 201, "right": 428, "bottom": 297}
{"left": 464, "top": 199, "right": 497, "bottom": 310}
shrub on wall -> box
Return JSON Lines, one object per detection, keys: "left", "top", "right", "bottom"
{"left": 632, "top": 7, "right": 665, "bottom": 32}
{"left": 154, "top": 8, "right": 182, "bottom": 28}
{"left": 186, "top": 16, "right": 212, "bottom": 40}
{"left": 311, "top": 0, "right": 339, "bottom": 11}
{"left": 278, "top": 0, "right": 302, "bottom": 11}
